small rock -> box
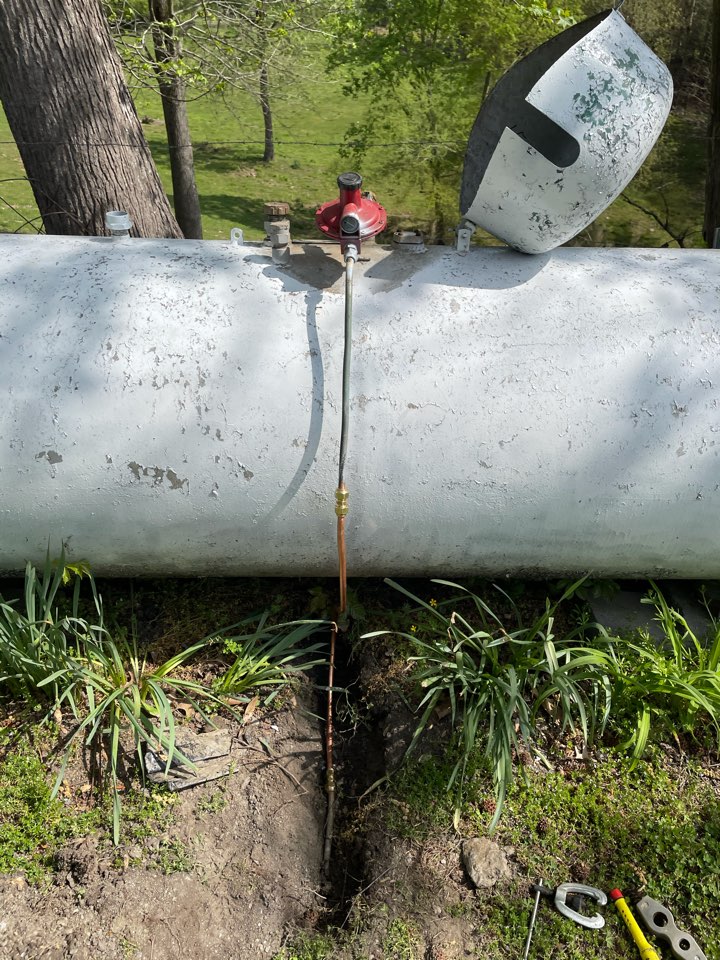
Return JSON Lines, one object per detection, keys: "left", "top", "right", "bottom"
{"left": 462, "top": 838, "right": 513, "bottom": 889}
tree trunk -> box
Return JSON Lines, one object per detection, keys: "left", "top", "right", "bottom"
{"left": 705, "top": 0, "right": 720, "bottom": 246}
{"left": 149, "top": 0, "right": 203, "bottom": 239}
{"left": 255, "top": 1, "right": 274, "bottom": 164}
{"left": 260, "top": 61, "right": 275, "bottom": 163}
{"left": 0, "top": 0, "right": 181, "bottom": 238}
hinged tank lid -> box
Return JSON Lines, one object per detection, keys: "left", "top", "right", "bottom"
{"left": 460, "top": 9, "right": 673, "bottom": 254}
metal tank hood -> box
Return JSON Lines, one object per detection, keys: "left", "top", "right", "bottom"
{"left": 1, "top": 233, "right": 719, "bottom": 578}
{"left": 460, "top": 9, "right": 673, "bottom": 253}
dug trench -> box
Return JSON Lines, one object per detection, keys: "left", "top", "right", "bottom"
{"left": 316, "top": 628, "right": 478, "bottom": 960}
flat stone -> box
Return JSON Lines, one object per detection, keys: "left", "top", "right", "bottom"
{"left": 589, "top": 589, "right": 666, "bottom": 641}
{"left": 590, "top": 582, "right": 713, "bottom": 643}
{"left": 145, "top": 727, "right": 232, "bottom": 790}
{"left": 462, "top": 838, "right": 513, "bottom": 889}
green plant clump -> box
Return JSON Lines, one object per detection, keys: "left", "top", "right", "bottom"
{"left": 0, "top": 747, "right": 101, "bottom": 883}
{"left": 365, "top": 577, "right": 612, "bottom": 831}
{"left": 214, "top": 611, "right": 326, "bottom": 700}
{"left": 0, "top": 555, "right": 99, "bottom": 707}
{"left": 0, "top": 557, "right": 326, "bottom": 844}
{"left": 603, "top": 581, "right": 720, "bottom": 763}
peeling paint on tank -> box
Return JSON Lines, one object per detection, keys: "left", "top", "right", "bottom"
{"left": 35, "top": 450, "right": 63, "bottom": 464}
{"left": 127, "top": 461, "right": 189, "bottom": 493}
{"left": 166, "top": 469, "right": 188, "bottom": 490}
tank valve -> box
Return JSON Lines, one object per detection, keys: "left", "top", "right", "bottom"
{"left": 315, "top": 172, "right": 387, "bottom": 255}
{"left": 105, "top": 210, "right": 132, "bottom": 238}
{"left": 263, "top": 201, "right": 291, "bottom": 262}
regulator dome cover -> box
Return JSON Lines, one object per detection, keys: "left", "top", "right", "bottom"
{"left": 460, "top": 10, "right": 673, "bottom": 254}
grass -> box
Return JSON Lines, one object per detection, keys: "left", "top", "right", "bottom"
{"left": 0, "top": 60, "right": 440, "bottom": 242}
{"left": 271, "top": 932, "right": 336, "bottom": 960}
{"left": 195, "top": 783, "right": 228, "bottom": 816}
{"left": 380, "top": 918, "right": 423, "bottom": 960}
{"left": 115, "top": 788, "right": 201, "bottom": 874}
{"left": 0, "top": 41, "right": 708, "bottom": 245}
{"left": 155, "top": 836, "right": 195, "bottom": 874}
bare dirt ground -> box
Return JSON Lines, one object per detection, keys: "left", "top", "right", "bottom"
{"left": 0, "top": 693, "right": 327, "bottom": 960}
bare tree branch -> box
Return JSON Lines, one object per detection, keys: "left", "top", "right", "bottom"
{"left": 620, "top": 191, "right": 692, "bottom": 247}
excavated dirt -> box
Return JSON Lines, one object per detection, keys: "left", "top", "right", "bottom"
{"left": 0, "top": 692, "right": 327, "bottom": 960}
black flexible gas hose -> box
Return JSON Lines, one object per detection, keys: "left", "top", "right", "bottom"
{"left": 337, "top": 248, "right": 354, "bottom": 489}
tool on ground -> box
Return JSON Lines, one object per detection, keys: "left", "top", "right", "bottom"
{"left": 521, "top": 878, "right": 544, "bottom": 960}
{"left": 636, "top": 895, "right": 707, "bottom": 960}
{"left": 532, "top": 882, "right": 607, "bottom": 929}
{"left": 610, "top": 888, "right": 661, "bottom": 960}
{"left": 523, "top": 880, "right": 607, "bottom": 959}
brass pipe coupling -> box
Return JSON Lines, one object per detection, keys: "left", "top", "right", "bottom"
{"left": 335, "top": 487, "right": 349, "bottom": 517}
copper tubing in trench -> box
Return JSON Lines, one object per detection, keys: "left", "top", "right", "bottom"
{"left": 323, "top": 493, "right": 347, "bottom": 875}
{"left": 322, "top": 616, "right": 337, "bottom": 876}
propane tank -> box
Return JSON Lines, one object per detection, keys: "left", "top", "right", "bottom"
{"left": 1, "top": 235, "right": 719, "bottom": 579}
{"left": 315, "top": 172, "right": 387, "bottom": 254}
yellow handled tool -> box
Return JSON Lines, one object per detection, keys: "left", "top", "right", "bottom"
{"left": 610, "top": 889, "right": 661, "bottom": 960}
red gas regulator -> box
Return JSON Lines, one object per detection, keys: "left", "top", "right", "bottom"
{"left": 315, "top": 171, "right": 387, "bottom": 256}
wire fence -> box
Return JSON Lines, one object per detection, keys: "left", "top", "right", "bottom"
{"left": 0, "top": 137, "right": 467, "bottom": 149}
